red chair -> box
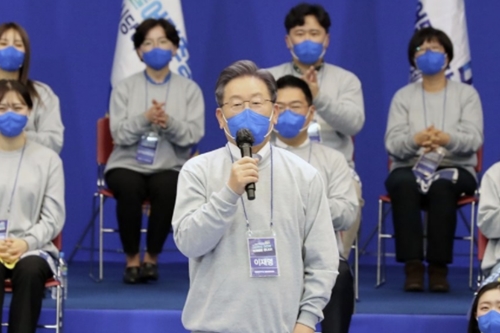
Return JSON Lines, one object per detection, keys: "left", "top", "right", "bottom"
{"left": 90, "top": 117, "right": 151, "bottom": 281}
{"left": 478, "top": 229, "right": 488, "bottom": 262}
{"left": 3, "top": 234, "right": 64, "bottom": 332}
{"left": 376, "top": 148, "right": 483, "bottom": 289}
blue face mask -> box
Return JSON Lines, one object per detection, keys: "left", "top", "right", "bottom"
{"left": 224, "top": 109, "right": 273, "bottom": 146}
{"left": 274, "top": 109, "right": 308, "bottom": 139}
{"left": 416, "top": 50, "right": 446, "bottom": 76}
{"left": 0, "top": 111, "right": 28, "bottom": 137}
{"left": 0, "top": 46, "right": 25, "bottom": 72}
{"left": 292, "top": 40, "right": 325, "bottom": 65}
{"left": 479, "top": 310, "right": 500, "bottom": 333}
{"left": 142, "top": 48, "right": 172, "bottom": 71}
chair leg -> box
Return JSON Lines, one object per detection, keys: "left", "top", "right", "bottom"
{"left": 354, "top": 235, "right": 359, "bottom": 301}
{"left": 376, "top": 199, "right": 384, "bottom": 287}
{"left": 56, "top": 283, "right": 63, "bottom": 333}
{"left": 99, "top": 193, "right": 105, "bottom": 281}
{"left": 469, "top": 202, "right": 476, "bottom": 290}
{"left": 68, "top": 193, "right": 99, "bottom": 264}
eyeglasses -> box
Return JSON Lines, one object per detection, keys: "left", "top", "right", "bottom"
{"left": 415, "top": 45, "right": 444, "bottom": 56}
{"left": 221, "top": 99, "right": 273, "bottom": 114}
{"left": 276, "top": 102, "right": 308, "bottom": 113}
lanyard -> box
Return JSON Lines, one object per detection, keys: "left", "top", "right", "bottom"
{"left": 144, "top": 71, "right": 172, "bottom": 115}
{"left": 228, "top": 144, "right": 274, "bottom": 234}
{"left": 307, "top": 142, "right": 313, "bottom": 164}
{"left": 421, "top": 84, "right": 447, "bottom": 130}
{"left": 6, "top": 143, "right": 26, "bottom": 218}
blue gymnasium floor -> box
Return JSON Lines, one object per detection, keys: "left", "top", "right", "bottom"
{"left": 2, "top": 261, "right": 475, "bottom": 333}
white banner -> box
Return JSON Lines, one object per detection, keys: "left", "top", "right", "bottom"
{"left": 111, "top": 0, "right": 191, "bottom": 87}
{"left": 411, "top": 0, "right": 472, "bottom": 84}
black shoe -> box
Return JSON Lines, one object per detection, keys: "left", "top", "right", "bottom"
{"left": 140, "top": 262, "right": 159, "bottom": 282}
{"left": 123, "top": 266, "right": 141, "bottom": 284}
{"left": 428, "top": 263, "right": 449, "bottom": 292}
{"left": 404, "top": 260, "right": 424, "bottom": 292}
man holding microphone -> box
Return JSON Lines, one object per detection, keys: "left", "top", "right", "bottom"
{"left": 172, "top": 60, "right": 338, "bottom": 333}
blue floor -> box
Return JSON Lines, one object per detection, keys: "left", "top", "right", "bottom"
{"left": 3, "top": 262, "right": 475, "bottom": 332}
{"left": 34, "top": 261, "right": 476, "bottom": 314}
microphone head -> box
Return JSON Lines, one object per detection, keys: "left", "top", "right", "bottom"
{"left": 236, "top": 128, "right": 254, "bottom": 147}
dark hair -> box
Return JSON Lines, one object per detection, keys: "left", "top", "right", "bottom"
{"left": 0, "top": 79, "right": 34, "bottom": 109}
{"left": 276, "top": 75, "right": 313, "bottom": 106}
{"left": 408, "top": 27, "right": 454, "bottom": 67}
{"left": 215, "top": 60, "right": 276, "bottom": 106}
{"left": 285, "top": 3, "right": 331, "bottom": 33}
{"left": 468, "top": 281, "right": 500, "bottom": 333}
{"left": 0, "top": 23, "right": 40, "bottom": 102}
{"left": 133, "top": 18, "right": 180, "bottom": 49}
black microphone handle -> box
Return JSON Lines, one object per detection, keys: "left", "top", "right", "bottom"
{"left": 245, "top": 183, "right": 256, "bottom": 200}
{"left": 239, "top": 143, "right": 256, "bottom": 200}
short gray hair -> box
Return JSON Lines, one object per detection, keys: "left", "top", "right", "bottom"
{"left": 215, "top": 60, "right": 277, "bottom": 107}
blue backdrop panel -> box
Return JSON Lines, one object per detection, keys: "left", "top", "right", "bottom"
{"left": 0, "top": 1, "right": 499, "bottom": 264}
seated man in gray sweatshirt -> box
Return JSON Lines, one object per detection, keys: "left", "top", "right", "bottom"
{"left": 172, "top": 60, "right": 338, "bottom": 333}
{"left": 267, "top": 3, "right": 365, "bottom": 259}
{"left": 273, "top": 75, "right": 358, "bottom": 333}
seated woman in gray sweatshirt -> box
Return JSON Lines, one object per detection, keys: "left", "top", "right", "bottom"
{"left": 477, "top": 163, "right": 500, "bottom": 282}
{"left": 0, "top": 23, "right": 64, "bottom": 154}
{"left": 173, "top": 60, "right": 337, "bottom": 333}
{"left": 105, "top": 19, "right": 205, "bottom": 284}
{"left": 385, "top": 27, "right": 483, "bottom": 292}
{"left": 0, "top": 79, "right": 65, "bottom": 333}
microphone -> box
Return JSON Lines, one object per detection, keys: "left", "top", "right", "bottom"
{"left": 236, "top": 129, "right": 256, "bottom": 200}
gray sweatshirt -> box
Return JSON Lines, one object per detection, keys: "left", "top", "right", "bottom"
{"left": 0, "top": 140, "right": 65, "bottom": 258}
{"left": 478, "top": 162, "right": 500, "bottom": 270}
{"left": 274, "top": 137, "right": 358, "bottom": 255}
{"left": 105, "top": 71, "right": 205, "bottom": 174}
{"left": 267, "top": 62, "right": 365, "bottom": 168}
{"left": 25, "top": 81, "right": 64, "bottom": 154}
{"left": 172, "top": 142, "right": 338, "bottom": 333}
{"left": 385, "top": 80, "right": 483, "bottom": 177}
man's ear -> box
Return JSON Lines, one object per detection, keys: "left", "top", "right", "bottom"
{"left": 216, "top": 108, "right": 225, "bottom": 129}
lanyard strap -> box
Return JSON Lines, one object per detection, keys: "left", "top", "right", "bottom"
{"left": 144, "top": 71, "right": 172, "bottom": 119}
{"left": 307, "top": 142, "right": 313, "bottom": 164}
{"left": 227, "top": 144, "right": 274, "bottom": 233}
{"left": 7, "top": 143, "right": 27, "bottom": 217}
{"left": 422, "top": 84, "right": 447, "bottom": 130}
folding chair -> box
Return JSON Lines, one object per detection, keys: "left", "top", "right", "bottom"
{"left": 376, "top": 148, "right": 483, "bottom": 289}
{"left": 90, "top": 117, "right": 152, "bottom": 281}
{"left": 3, "top": 234, "right": 64, "bottom": 332}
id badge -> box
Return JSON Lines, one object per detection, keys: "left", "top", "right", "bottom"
{"left": 308, "top": 120, "right": 322, "bottom": 143}
{"left": 247, "top": 237, "right": 279, "bottom": 278}
{"left": 136, "top": 132, "right": 159, "bottom": 165}
{"left": 0, "top": 220, "right": 8, "bottom": 240}
{"left": 413, "top": 148, "right": 445, "bottom": 178}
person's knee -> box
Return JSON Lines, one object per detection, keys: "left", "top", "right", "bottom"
{"left": 12, "top": 257, "right": 50, "bottom": 283}
{"left": 385, "top": 169, "right": 417, "bottom": 193}
{"left": 149, "top": 172, "right": 179, "bottom": 199}
{"left": 427, "top": 179, "right": 455, "bottom": 198}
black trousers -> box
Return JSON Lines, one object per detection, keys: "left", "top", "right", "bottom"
{"left": 105, "top": 168, "right": 179, "bottom": 255}
{"left": 321, "top": 259, "right": 354, "bottom": 333}
{"left": 385, "top": 167, "right": 476, "bottom": 264}
{"left": 0, "top": 256, "right": 52, "bottom": 333}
